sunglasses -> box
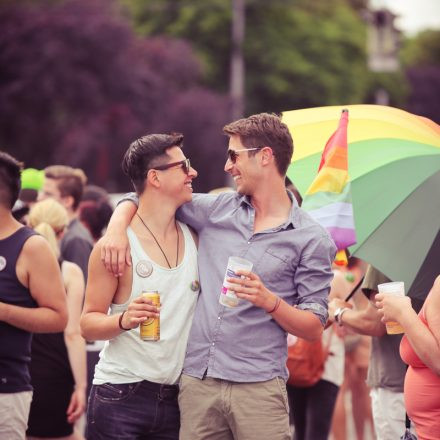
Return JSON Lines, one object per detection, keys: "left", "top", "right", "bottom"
{"left": 227, "top": 147, "right": 263, "bottom": 164}
{"left": 153, "top": 158, "right": 191, "bottom": 175}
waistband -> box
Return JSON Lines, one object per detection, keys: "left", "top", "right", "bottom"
{"left": 140, "top": 379, "right": 179, "bottom": 399}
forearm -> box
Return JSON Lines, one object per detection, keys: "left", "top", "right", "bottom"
{"left": 81, "top": 311, "right": 126, "bottom": 341}
{"left": 271, "top": 300, "right": 323, "bottom": 341}
{"left": 107, "top": 200, "right": 137, "bottom": 233}
{"left": 0, "top": 302, "right": 67, "bottom": 333}
{"left": 64, "top": 332, "right": 87, "bottom": 390}
{"left": 339, "top": 307, "right": 386, "bottom": 337}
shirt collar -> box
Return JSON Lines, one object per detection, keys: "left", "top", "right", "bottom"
{"left": 238, "top": 190, "right": 301, "bottom": 230}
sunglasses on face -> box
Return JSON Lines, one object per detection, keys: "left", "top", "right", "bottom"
{"left": 153, "top": 158, "right": 191, "bottom": 175}
{"left": 227, "top": 147, "right": 263, "bottom": 164}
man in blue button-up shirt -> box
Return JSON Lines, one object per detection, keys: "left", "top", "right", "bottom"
{"left": 102, "top": 113, "right": 336, "bottom": 440}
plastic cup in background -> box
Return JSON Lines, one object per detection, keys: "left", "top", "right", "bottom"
{"left": 219, "top": 256, "right": 253, "bottom": 308}
{"left": 377, "top": 281, "right": 405, "bottom": 334}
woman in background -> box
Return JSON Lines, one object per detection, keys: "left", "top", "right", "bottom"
{"left": 376, "top": 275, "right": 440, "bottom": 440}
{"left": 26, "top": 199, "right": 86, "bottom": 440}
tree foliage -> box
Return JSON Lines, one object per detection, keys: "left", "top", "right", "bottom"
{"left": 0, "top": 0, "right": 230, "bottom": 191}
{"left": 400, "top": 30, "right": 440, "bottom": 123}
{"left": 124, "top": 0, "right": 371, "bottom": 114}
{"left": 400, "top": 30, "right": 440, "bottom": 67}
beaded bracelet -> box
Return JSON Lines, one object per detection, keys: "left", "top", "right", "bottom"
{"left": 267, "top": 297, "right": 281, "bottom": 314}
{"left": 118, "top": 310, "right": 130, "bottom": 331}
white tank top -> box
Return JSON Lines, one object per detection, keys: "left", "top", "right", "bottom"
{"left": 93, "top": 222, "right": 199, "bottom": 385}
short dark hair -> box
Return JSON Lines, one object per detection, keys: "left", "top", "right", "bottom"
{"left": 44, "top": 165, "right": 87, "bottom": 210}
{"left": 122, "top": 133, "right": 184, "bottom": 194}
{"left": 79, "top": 199, "right": 113, "bottom": 241}
{"left": 0, "top": 151, "right": 23, "bottom": 209}
{"left": 223, "top": 113, "right": 293, "bottom": 176}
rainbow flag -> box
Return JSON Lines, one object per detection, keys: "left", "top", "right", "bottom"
{"left": 301, "top": 109, "right": 356, "bottom": 262}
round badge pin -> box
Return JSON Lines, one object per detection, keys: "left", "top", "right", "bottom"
{"left": 190, "top": 280, "right": 200, "bottom": 292}
{"left": 136, "top": 260, "right": 153, "bottom": 278}
{"left": 0, "top": 256, "right": 6, "bottom": 272}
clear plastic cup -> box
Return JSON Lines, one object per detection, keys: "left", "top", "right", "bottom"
{"left": 377, "top": 281, "right": 405, "bottom": 334}
{"left": 219, "top": 256, "right": 253, "bottom": 308}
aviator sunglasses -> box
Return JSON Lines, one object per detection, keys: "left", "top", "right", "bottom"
{"left": 227, "top": 147, "right": 263, "bottom": 164}
{"left": 153, "top": 158, "right": 191, "bottom": 175}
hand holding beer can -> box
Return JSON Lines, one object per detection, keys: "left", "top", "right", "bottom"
{"left": 219, "top": 256, "right": 253, "bottom": 308}
{"left": 140, "top": 291, "right": 160, "bottom": 341}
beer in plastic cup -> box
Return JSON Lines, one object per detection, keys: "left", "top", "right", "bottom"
{"left": 377, "top": 281, "right": 405, "bottom": 334}
{"left": 219, "top": 256, "right": 253, "bottom": 308}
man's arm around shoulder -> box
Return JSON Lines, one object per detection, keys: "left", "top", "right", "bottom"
{"left": 101, "top": 199, "right": 137, "bottom": 276}
{"left": 0, "top": 235, "right": 68, "bottom": 332}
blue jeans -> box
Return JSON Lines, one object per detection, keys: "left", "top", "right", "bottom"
{"left": 86, "top": 380, "right": 180, "bottom": 440}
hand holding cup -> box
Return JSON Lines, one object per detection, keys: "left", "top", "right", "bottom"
{"left": 375, "top": 282, "right": 411, "bottom": 334}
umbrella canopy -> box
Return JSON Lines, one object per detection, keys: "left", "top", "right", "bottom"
{"left": 283, "top": 104, "right": 440, "bottom": 300}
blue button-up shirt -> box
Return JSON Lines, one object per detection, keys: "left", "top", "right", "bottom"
{"left": 177, "top": 191, "right": 336, "bottom": 382}
{"left": 121, "top": 191, "right": 336, "bottom": 382}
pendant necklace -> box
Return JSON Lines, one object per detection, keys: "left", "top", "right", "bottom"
{"left": 136, "top": 213, "right": 179, "bottom": 269}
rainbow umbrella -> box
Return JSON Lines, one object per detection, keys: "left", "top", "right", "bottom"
{"left": 283, "top": 104, "right": 440, "bottom": 300}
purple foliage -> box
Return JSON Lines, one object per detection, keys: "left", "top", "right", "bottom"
{"left": 406, "top": 66, "right": 440, "bottom": 124}
{"left": 0, "top": 0, "right": 230, "bottom": 191}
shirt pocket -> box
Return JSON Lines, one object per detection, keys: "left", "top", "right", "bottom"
{"left": 254, "top": 248, "right": 292, "bottom": 289}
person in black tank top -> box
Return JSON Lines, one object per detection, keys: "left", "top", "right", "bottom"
{"left": 0, "top": 151, "right": 67, "bottom": 439}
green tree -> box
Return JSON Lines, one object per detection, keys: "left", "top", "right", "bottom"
{"left": 123, "top": 0, "right": 371, "bottom": 114}
{"left": 400, "top": 30, "right": 440, "bottom": 67}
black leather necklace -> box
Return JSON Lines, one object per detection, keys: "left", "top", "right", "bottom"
{"left": 136, "top": 213, "right": 179, "bottom": 269}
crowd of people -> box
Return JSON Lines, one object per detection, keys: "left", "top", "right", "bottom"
{"left": 0, "top": 112, "right": 439, "bottom": 440}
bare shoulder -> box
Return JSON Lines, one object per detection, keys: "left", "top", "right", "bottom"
{"left": 20, "top": 234, "right": 56, "bottom": 266}
{"left": 22, "top": 234, "right": 51, "bottom": 253}
{"left": 87, "top": 237, "right": 118, "bottom": 282}
{"left": 89, "top": 238, "right": 107, "bottom": 262}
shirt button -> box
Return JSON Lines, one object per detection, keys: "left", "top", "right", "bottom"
{"left": 218, "top": 316, "right": 221, "bottom": 320}
{"left": 212, "top": 342, "right": 215, "bottom": 346}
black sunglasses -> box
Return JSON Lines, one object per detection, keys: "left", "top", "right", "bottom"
{"left": 227, "top": 147, "right": 263, "bottom": 164}
{"left": 153, "top": 158, "right": 191, "bottom": 175}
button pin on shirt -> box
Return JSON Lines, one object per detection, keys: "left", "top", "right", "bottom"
{"left": 0, "top": 256, "right": 6, "bottom": 271}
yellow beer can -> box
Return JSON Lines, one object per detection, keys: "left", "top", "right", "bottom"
{"left": 140, "top": 291, "right": 160, "bottom": 341}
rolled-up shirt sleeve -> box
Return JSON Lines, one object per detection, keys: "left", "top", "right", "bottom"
{"left": 294, "top": 234, "right": 337, "bottom": 326}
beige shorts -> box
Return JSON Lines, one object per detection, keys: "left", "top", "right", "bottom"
{"left": 0, "top": 391, "right": 32, "bottom": 440}
{"left": 178, "top": 374, "right": 291, "bottom": 440}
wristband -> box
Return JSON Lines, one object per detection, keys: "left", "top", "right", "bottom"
{"left": 267, "top": 297, "right": 281, "bottom": 314}
{"left": 118, "top": 310, "right": 130, "bottom": 331}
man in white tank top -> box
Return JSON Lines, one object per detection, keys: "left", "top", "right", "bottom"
{"left": 80, "top": 133, "right": 199, "bottom": 440}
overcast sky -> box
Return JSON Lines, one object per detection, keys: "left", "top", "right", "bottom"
{"left": 371, "top": 0, "right": 440, "bottom": 35}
